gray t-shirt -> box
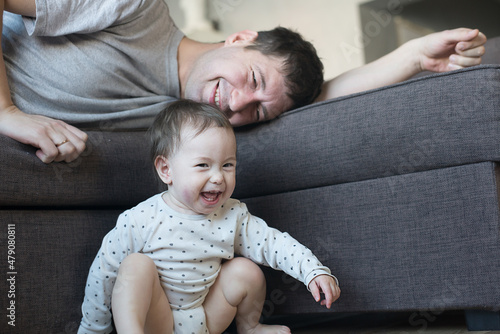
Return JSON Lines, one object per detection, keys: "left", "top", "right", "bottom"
{"left": 2, "top": 0, "right": 184, "bottom": 129}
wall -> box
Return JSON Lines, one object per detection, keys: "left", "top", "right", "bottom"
{"left": 166, "top": 0, "right": 367, "bottom": 81}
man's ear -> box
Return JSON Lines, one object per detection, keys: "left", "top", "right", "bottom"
{"left": 224, "top": 30, "right": 258, "bottom": 46}
{"left": 154, "top": 155, "right": 172, "bottom": 185}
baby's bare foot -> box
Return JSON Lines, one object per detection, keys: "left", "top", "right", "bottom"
{"left": 238, "top": 323, "right": 291, "bottom": 334}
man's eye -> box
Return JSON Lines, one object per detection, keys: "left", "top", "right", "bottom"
{"left": 252, "top": 71, "right": 257, "bottom": 88}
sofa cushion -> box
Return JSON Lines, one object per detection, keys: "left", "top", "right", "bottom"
{"left": 243, "top": 162, "right": 500, "bottom": 314}
{"left": 0, "top": 209, "right": 120, "bottom": 332}
{"left": 0, "top": 131, "right": 163, "bottom": 207}
{"left": 234, "top": 65, "right": 500, "bottom": 198}
{"left": 2, "top": 65, "right": 500, "bottom": 206}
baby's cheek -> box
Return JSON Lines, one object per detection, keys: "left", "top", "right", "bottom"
{"left": 181, "top": 189, "right": 197, "bottom": 204}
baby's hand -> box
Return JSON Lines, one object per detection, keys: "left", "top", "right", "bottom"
{"left": 308, "top": 275, "right": 340, "bottom": 309}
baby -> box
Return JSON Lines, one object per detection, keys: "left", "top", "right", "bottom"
{"left": 78, "top": 100, "right": 340, "bottom": 334}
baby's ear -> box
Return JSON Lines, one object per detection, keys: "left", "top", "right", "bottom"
{"left": 154, "top": 156, "right": 172, "bottom": 185}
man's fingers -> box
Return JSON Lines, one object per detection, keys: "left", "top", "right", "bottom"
{"left": 449, "top": 54, "right": 483, "bottom": 68}
{"left": 455, "top": 30, "right": 486, "bottom": 51}
{"left": 66, "top": 123, "right": 89, "bottom": 142}
{"left": 36, "top": 136, "right": 60, "bottom": 163}
{"left": 36, "top": 125, "right": 88, "bottom": 163}
{"left": 53, "top": 142, "right": 81, "bottom": 163}
{"left": 456, "top": 45, "right": 486, "bottom": 58}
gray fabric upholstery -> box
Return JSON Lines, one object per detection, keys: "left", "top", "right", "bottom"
{"left": 0, "top": 132, "right": 162, "bottom": 207}
{"left": 245, "top": 162, "right": 500, "bottom": 314}
{"left": 4, "top": 65, "right": 498, "bottom": 207}
{"left": 0, "top": 210, "right": 119, "bottom": 332}
{"left": 1, "top": 40, "right": 500, "bottom": 332}
{"left": 234, "top": 65, "right": 500, "bottom": 198}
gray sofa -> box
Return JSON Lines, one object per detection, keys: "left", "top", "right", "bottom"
{"left": 1, "top": 38, "right": 500, "bottom": 333}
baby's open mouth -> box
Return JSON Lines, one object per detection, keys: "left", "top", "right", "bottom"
{"left": 202, "top": 192, "right": 221, "bottom": 203}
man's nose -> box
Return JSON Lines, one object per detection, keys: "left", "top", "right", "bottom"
{"left": 230, "top": 88, "right": 256, "bottom": 113}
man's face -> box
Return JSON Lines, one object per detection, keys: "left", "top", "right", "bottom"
{"left": 182, "top": 33, "right": 293, "bottom": 127}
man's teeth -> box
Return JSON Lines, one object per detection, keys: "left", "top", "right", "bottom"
{"left": 214, "top": 86, "right": 220, "bottom": 105}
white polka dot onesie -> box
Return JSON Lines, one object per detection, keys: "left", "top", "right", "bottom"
{"left": 78, "top": 193, "right": 334, "bottom": 334}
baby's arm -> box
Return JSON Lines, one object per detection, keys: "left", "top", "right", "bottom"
{"left": 235, "top": 203, "right": 340, "bottom": 306}
{"left": 308, "top": 275, "right": 341, "bottom": 309}
{"left": 78, "top": 210, "right": 145, "bottom": 334}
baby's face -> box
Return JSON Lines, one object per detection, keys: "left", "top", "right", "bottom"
{"left": 162, "top": 125, "right": 237, "bottom": 215}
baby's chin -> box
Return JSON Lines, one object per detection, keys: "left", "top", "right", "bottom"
{"left": 196, "top": 205, "right": 222, "bottom": 216}
{"left": 196, "top": 193, "right": 230, "bottom": 215}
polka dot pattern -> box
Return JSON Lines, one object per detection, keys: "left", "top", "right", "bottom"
{"left": 79, "top": 193, "right": 332, "bottom": 334}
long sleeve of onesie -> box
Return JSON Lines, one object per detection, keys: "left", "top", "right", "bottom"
{"left": 232, "top": 201, "right": 337, "bottom": 288}
{"left": 78, "top": 210, "right": 145, "bottom": 334}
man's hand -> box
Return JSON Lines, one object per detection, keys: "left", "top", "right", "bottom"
{"left": 418, "top": 28, "right": 487, "bottom": 73}
{"left": 318, "top": 28, "right": 487, "bottom": 101}
{"left": 0, "top": 105, "right": 88, "bottom": 163}
{"left": 308, "top": 275, "right": 340, "bottom": 309}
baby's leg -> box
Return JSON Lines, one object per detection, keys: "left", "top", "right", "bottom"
{"left": 111, "top": 253, "right": 173, "bottom": 334}
{"left": 203, "top": 257, "right": 290, "bottom": 334}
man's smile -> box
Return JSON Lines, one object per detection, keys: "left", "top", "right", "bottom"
{"left": 214, "top": 83, "right": 221, "bottom": 108}
{"left": 211, "top": 81, "right": 222, "bottom": 110}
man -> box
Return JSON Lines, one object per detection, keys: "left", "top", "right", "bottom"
{"left": 0, "top": 0, "right": 487, "bottom": 164}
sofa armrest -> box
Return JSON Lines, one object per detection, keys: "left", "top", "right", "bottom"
{"left": 2, "top": 65, "right": 500, "bottom": 205}
{"left": 0, "top": 131, "right": 162, "bottom": 207}
{"left": 234, "top": 65, "right": 500, "bottom": 199}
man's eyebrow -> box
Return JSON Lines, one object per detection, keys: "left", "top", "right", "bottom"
{"left": 256, "top": 65, "right": 266, "bottom": 91}
{"left": 261, "top": 104, "right": 269, "bottom": 121}
{"left": 255, "top": 64, "right": 269, "bottom": 121}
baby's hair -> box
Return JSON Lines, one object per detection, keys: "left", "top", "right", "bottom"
{"left": 148, "top": 99, "right": 233, "bottom": 164}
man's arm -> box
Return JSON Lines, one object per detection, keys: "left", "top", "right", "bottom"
{"left": 5, "top": 0, "right": 36, "bottom": 17}
{"left": 0, "top": 0, "right": 34, "bottom": 112}
{"left": 317, "top": 28, "right": 487, "bottom": 101}
{"left": 0, "top": 0, "right": 88, "bottom": 163}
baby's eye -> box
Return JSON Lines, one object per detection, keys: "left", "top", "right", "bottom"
{"left": 196, "top": 163, "right": 209, "bottom": 168}
{"left": 223, "top": 163, "right": 235, "bottom": 168}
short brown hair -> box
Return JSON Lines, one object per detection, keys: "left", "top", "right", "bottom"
{"left": 245, "top": 27, "right": 324, "bottom": 111}
{"left": 148, "top": 99, "right": 233, "bottom": 164}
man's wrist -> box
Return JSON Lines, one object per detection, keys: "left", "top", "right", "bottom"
{"left": 399, "top": 37, "right": 425, "bottom": 75}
